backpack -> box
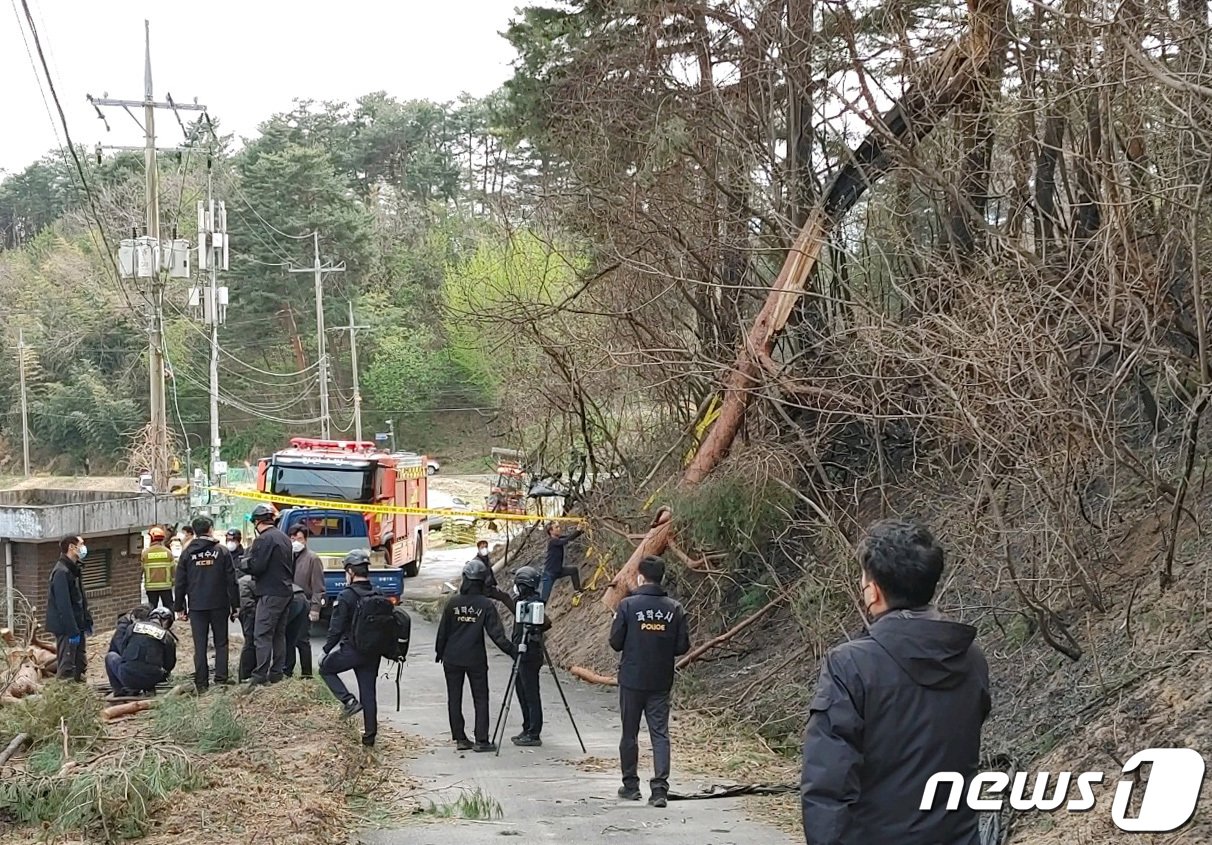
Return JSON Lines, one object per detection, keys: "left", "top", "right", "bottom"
{"left": 390, "top": 604, "right": 412, "bottom": 661}
{"left": 350, "top": 591, "right": 398, "bottom": 658}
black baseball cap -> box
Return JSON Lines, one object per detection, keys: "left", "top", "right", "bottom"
{"left": 225, "top": 528, "right": 241, "bottom": 539}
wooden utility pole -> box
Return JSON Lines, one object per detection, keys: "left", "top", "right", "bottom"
{"left": 88, "top": 20, "right": 205, "bottom": 491}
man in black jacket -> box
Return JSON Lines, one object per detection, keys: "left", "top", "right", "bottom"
{"left": 800, "top": 518, "right": 991, "bottom": 845}
{"left": 46, "top": 534, "right": 94, "bottom": 681}
{"left": 174, "top": 516, "right": 239, "bottom": 692}
{"left": 609, "top": 554, "right": 690, "bottom": 808}
{"left": 320, "top": 549, "right": 380, "bottom": 746}
{"left": 436, "top": 559, "right": 516, "bottom": 752}
{"left": 225, "top": 528, "right": 246, "bottom": 571}
{"left": 244, "top": 503, "right": 295, "bottom": 688}
{"left": 108, "top": 604, "right": 152, "bottom": 656}
{"left": 540, "top": 523, "right": 584, "bottom": 602}
{"left": 509, "top": 565, "right": 550, "bottom": 747}
{"left": 470, "top": 540, "right": 512, "bottom": 606}
{"left": 104, "top": 607, "right": 177, "bottom": 697}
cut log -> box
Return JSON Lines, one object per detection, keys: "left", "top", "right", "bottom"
{"left": 0, "top": 628, "right": 15, "bottom": 647}
{"left": 675, "top": 588, "right": 793, "bottom": 670}
{"left": 570, "top": 665, "right": 617, "bottom": 686}
{"left": 30, "top": 645, "right": 57, "bottom": 670}
{"left": 602, "top": 10, "right": 1007, "bottom": 612}
{"left": 102, "top": 700, "right": 153, "bottom": 720}
{"left": 7, "top": 664, "right": 42, "bottom": 698}
{"left": 0, "top": 733, "right": 29, "bottom": 765}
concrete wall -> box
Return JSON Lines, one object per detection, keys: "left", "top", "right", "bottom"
{"left": 10, "top": 533, "right": 144, "bottom": 635}
{"left": 0, "top": 491, "right": 188, "bottom": 542}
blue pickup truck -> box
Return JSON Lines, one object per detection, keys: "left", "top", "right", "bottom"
{"left": 277, "top": 507, "right": 405, "bottom": 615}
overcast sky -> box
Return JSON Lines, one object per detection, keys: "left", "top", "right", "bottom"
{"left": 1, "top": 0, "right": 520, "bottom": 175}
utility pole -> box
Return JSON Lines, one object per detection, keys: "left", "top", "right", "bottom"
{"left": 288, "top": 234, "right": 344, "bottom": 439}
{"left": 89, "top": 20, "right": 205, "bottom": 492}
{"left": 16, "top": 330, "right": 30, "bottom": 478}
{"left": 193, "top": 173, "right": 228, "bottom": 486}
{"left": 339, "top": 302, "right": 369, "bottom": 443}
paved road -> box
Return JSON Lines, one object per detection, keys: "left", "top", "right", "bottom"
{"left": 348, "top": 613, "right": 795, "bottom": 845}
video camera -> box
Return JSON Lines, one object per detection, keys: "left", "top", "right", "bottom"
{"left": 515, "top": 599, "right": 546, "bottom": 627}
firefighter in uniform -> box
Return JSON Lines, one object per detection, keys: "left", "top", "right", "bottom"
{"left": 609, "top": 555, "right": 690, "bottom": 808}
{"left": 436, "top": 559, "right": 516, "bottom": 752}
{"left": 142, "top": 526, "right": 175, "bottom": 610}
{"left": 104, "top": 607, "right": 177, "bottom": 697}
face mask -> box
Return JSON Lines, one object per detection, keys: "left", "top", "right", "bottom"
{"left": 77, "top": 544, "right": 88, "bottom": 560}
{"left": 477, "top": 549, "right": 489, "bottom": 559}
{"left": 291, "top": 541, "right": 305, "bottom": 554}
{"left": 226, "top": 541, "right": 238, "bottom": 551}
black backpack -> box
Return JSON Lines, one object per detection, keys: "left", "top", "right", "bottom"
{"left": 350, "top": 590, "right": 398, "bottom": 657}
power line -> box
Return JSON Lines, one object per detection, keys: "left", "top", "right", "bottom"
{"left": 15, "top": 0, "right": 141, "bottom": 313}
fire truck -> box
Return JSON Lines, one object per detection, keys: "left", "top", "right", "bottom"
{"left": 255, "top": 438, "right": 429, "bottom": 577}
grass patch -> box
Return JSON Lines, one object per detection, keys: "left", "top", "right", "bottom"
{"left": 0, "top": 745, "right": 200, "bottom": 842}
{"left": 151, "top": 695, "right": 245, "bottom": 753}
{"left": 0, "top": 679, "right": 103, "bottom": 752}
{"left": 419, "top": 787, "right": 503, "bottom": 820}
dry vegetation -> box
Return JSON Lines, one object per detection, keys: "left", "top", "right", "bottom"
{"left": 0, "top": 627, "right": 423, "bottom": 844}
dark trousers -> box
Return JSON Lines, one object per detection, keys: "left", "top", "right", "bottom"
{"left": 238, "top": 609, "right": 256, "bottom": 682}
{"left": 104, "top": 651, "right": 161, "bottom": 694}
{"left": 146, "top": 589, "right": 173, "bottom": 610}
{"left": 619, "top": 685, "right": 672, "bottom": 794}
{"left": 283, "top": 594, "right": 311, "bottom": 677}
{"left": 539, "top": 566, "right": 582, "bottom": 602}
{"left": 444, "top": 664, "right": 490, "bottom": 743}
{"left": 252, "top": 595, "right": 291, "bottom": 684}
{"left": 189, "top": 608, "right": 230, "bottom": 688}
{"left": 320, "top": 643, "right": 379, "bottom": 741}
{"left": 515, "top": 656, "right": 544, "bottom": 738}
{"left": 54, "top": 633, "right": 87, "bottom": 681}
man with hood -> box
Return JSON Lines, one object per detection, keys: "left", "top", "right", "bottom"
{"left": 435, "top": 559, "right": 516, "bottom": 752}
{"left": 800, "top": 518, "right": 991, "bottom": 845}
{"left": 46, "top": 535, "right": 93, "bottom": 681}
{"left": 174, "top": 515, "right": 239, "bottom": 692}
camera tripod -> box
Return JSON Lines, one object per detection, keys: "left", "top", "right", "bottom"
{"left": 490, "top": 630, "right": 587, "bottom": 757}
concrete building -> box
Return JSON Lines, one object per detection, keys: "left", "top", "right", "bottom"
{"left": 0, "top": 486, "right": 189, "bottom": 632}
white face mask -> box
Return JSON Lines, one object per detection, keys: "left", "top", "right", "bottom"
{"left": 291, "top": 541, "right": 305, "bottom": 554}
{"left": 77, "top": 544, "right": 89, "bottom": 560}
{"left": 226, "top": 541, "right": 238, "bottom": 551}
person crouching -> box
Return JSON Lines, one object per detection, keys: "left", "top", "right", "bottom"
{"left": 104, "top": 607, "right": 177, "bottom": 697}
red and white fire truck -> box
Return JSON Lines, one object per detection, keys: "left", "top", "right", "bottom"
{"left": 255, "top": 438, "right": 429, "bottom": 576}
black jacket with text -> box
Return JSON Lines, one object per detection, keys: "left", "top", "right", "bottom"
{"left": 323, "top": 580, "right": 375, "bottom": 654}
{"left": 174, "top": 537, "right": 239, "bottom": 613}
{"left": 800, "top": 607, "right": 991, "bottom": 845}
{"left": 435, "top": 583, "right": 515, "bottom": 668}
{"left": 120, "top": 619, "right": 177, "bottom": 683}
{"left": 609, "top": 583, "right": 690, "bottom": 691}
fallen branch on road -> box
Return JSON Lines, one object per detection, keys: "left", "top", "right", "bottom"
{"left": 570, "top": 666, "right": 617, "bottom": 686}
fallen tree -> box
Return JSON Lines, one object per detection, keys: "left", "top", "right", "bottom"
{"left": 602, "top": 0, "right": 1010, "bottom": 611}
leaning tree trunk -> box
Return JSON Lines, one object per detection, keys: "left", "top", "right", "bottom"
{"left": 602, "top": 0, "right": 1010, "bottom": 610}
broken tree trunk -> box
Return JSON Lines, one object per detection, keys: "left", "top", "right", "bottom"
{"left": 102, "top": 700, "right": 153, "bottom": 720}
{"left": 570, "top": 665, "right": 617, "bottom": 686}
{"left": 602, "top": 4, "right": 1007, "bottom": 612}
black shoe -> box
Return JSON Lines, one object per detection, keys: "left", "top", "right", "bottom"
{"left": 618, "top": 786, "right": 642, "bottom": 801}
{"left": 341, "top": 699, "right": 364, "bottom": 719}
{"left": 193, "top": 684, "right": 209, "bottom": 696}
{"left": 455, "top": 738, "right": 474, "bottom": 751}
{"left": 362, "top": 734, "right": 376, "bottom": 747}
{"left": 510, "top": 731, "right": 529, "bottom": 743}
{"left": 649, "top": 793, "right": 668, "bottom": 808}
{"left": 216, "top": 678, "right": 234, "bottom": 686}
{"left": 473, "top": 742, "right": 497, "bottom": 753}
{"left": 513, "top": 735, "right": 542, "bottom": 747}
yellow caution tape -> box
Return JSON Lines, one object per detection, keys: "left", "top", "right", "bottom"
{"left": 207, "top": 487, "right": 585, "bottom": 524}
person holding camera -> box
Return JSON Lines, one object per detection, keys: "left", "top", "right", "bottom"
{"left": 509, "top": 565, "right": 552, "bottom": 747}
{"left": 609, "top": 555, "right": 690, "bottom": 808}
{"left": 436, "top": 559, "right": 517, "bottom": 752}
{"left": 800, "top": 518, "right": 991, "bottom": 845}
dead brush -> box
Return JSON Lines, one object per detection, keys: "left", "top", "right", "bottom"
{"left": 0, "top": 679, "right": 102, "bottom": 753}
